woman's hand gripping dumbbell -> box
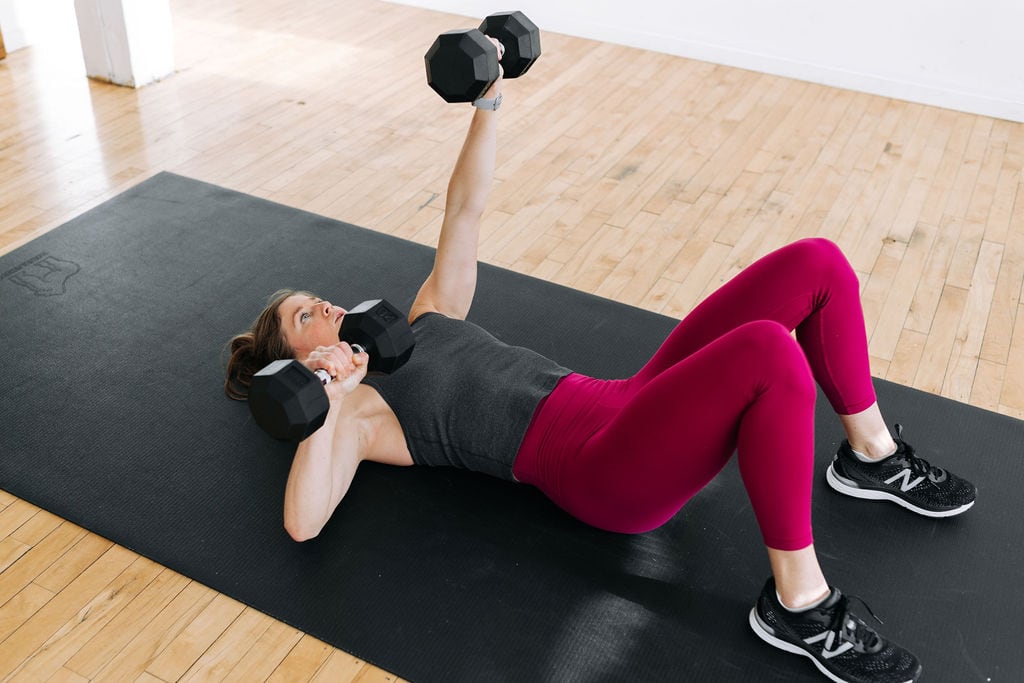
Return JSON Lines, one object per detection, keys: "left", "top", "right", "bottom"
{"left": 303, "top": 342, "right": 369, "bottom": 400}
{"left": 248, "top": 299, "right": 415, "bottom": 442}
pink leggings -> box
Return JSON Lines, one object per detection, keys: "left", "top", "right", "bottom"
{"left": 512, "top": 238, "right": 876, "bottom": 551}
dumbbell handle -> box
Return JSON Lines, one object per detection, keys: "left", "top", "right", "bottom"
{"left": 312, "top": 343, "right": 367, "bottom": 385}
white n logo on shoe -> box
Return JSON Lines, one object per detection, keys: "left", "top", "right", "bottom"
{"left": 805, "top": 630, "right": 854, "bottom": 659}
{"left": 884, "top": 468, "right": 925, "bottom": 492}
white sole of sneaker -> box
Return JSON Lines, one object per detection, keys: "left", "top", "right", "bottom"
{"left": 825, "top": 464, "right": 975, "bottom": 518}
{"left": 748, "top": 607, "right": 848, "bottom": 683}
{"left": 749, "top": 607, "right": 920, "bottom": 683}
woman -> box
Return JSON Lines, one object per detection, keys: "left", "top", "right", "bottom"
{"left": 225, "top": 66, "right": 974, "bottom": 683}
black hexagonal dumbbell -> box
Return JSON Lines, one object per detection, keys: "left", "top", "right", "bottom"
{"left": 425, "top": 10, "right": 541, "bottom": 103}
{"left": 479, "top": 11, "right": 541, "bottom": 79}
{"left": 248, "top": 299, "right": 414, "bottom": 442}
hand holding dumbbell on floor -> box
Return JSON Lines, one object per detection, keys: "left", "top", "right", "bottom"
{"left": 248, "top": 299, "right": 415, "bottom": 442}
{"left": 424, "top": 10, "right": 541, "bottom": 105}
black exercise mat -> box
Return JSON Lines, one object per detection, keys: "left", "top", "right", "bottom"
{"left": 1, "top": 172, "right": 1021, "bottom": 682}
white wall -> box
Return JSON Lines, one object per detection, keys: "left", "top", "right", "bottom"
{"left": 0, "top": 0, "right": 76, "bottom": 52}
{"left": 73, "top": 0, "right": 175, "bottom": 86}
{"left": 390, "top": 0, "right": 1024, "bottom": 122}
{"left": 0, "top": 0, "right": 29, "bottom": 51}
{"left": 0, "top": 1, "right": 172, "bottom": 87}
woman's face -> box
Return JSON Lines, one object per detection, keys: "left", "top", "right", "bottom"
{"left": 278, "top": 294, "right": 346, "bottom": 358}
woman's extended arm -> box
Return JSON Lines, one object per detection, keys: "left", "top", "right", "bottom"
{"left": 409, "top": 76, "right": 502, "bottom": 322}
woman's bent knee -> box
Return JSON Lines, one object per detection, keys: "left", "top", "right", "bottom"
{"left": 790, "top": 237, "right": 858, "bottom": 289}
{"left": 740, "top": 321, "right": 816, "bottom": 399}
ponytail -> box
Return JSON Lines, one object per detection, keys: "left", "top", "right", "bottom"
{"left": 223, "top": 289, "right": 309, "bottom": 400}
{"left": 224, "top": 332, "right": 260, "bottom": 400}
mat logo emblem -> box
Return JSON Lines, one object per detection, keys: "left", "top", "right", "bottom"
{"left": 1, "top": 252, "right": 81, "bottom": 296}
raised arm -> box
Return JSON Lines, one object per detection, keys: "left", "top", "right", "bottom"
{"left": 409, "top": 74, "right": 502, "bottom": 322}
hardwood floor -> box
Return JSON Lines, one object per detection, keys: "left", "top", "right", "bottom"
{"left": 1, "top": 0, "right": 1020, "bottom": 680}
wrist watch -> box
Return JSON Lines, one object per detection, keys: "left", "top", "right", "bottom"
{"left": 472, "top": 92, "right": 502, "bottom": 111}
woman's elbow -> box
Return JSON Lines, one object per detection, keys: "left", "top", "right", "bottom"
{"left": 284, "top": 517, "right": 323, "bottom": 543}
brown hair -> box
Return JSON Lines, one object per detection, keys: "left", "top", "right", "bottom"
{"left": 224, "top": 289, "right": 312, "bottom": 400}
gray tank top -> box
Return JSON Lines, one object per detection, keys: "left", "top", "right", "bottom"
{"left": 362, "top": 313, "right": 571, "bottom": 481}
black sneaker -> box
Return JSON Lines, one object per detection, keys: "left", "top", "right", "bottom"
{"left": 825, "top": 424, "right": 976, "bottom": 517}
{"left": 749, "top": 578, "right": 922, "bottom": 683}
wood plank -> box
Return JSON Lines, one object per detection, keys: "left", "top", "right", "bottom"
{"left": 0, "top": 499, "right": 38, "bottom": 540}
{"left": 914, "top": 284, "right": 968, "bottom": 395}
{"left": 90, "top": 580, "right": 216, "bottom": 682}
{"left": 0, "top": 583, "right": 55, "bottom": 643}
{"left": 971, "top": 358, "right": 1005, "bottom": 412}
{"left": 942, "top": 239, "right": 1002, "bottom": 401}
{"left": 1001, "top": 303, "right": 1024, "bottom": 412}
{"left": 178, "top": 607, "right": 277, "bottom": 681}
{"left": 0, "top": 545, "right": 137, "bottom": 680}
{"left": 223, "top": 619, "right": 305, "bottom": 682}
{"left": 885, "top": 329, "right": 928, "bottom": 387}
{"left": 266, "top": 634, "right": 335, "bottom": 682}
{"left": 7, "top": 555, "right": 163, "bottom": 682}
{"left": 0, "top": 522, "right": 88, "bottom": 606}
{"left": 34, "top": 533, "right": 115, "bottom": 595}
{"left": 0, "top": 537, "right": 31, "bottom": 575}
{"left": 859, "top": 237, "right": 905, "bottom": 340}
{"left": 10, "top": 508, "right": 63, "bottom": 546}
{"left": 980, "top": 181, "right": 1024, "bottom": 364}
{"left": 145, "top": 592, "right": 247, "bottom": 682}
{"left": 905, "top": 214, "right": 960, "bottom": 333}
{"left": 307, "top": 651, "right": 374, "bottom": 682}
{"left": 63, "top": 568, "right": 192, "bottom": 680}
{"left": 869, "top": 222, "right": 939, "bottom": 361}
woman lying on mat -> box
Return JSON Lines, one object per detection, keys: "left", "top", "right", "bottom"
{"left": 224, "top": 68, "right": 974, "bottom": 683}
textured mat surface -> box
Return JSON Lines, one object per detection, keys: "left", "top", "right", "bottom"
{"left": 1, "top": 173, "right": 1021, "bottom": 682}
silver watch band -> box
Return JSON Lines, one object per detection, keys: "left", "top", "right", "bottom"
{"left": 472, "top": 91, "right": 502, "bottom": 111}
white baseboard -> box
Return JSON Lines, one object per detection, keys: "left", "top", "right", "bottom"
{"left": 580, "top": 21, "right": 1024, "bottom": 123}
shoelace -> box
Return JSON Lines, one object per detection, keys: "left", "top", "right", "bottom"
{"left": 892, "top": 423, "right": 946, "bottom": 480}
{"left": 829, "top": 593, "right": 884, "bottom": 653}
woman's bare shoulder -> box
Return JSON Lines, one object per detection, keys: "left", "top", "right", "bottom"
{"left": 342, "top": 384, "right": 413, "bottom": 467}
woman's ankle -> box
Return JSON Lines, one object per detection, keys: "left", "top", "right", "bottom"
{"left": 840, "top": 404, "right": 897, "bottom": 459}
{"left": 766, "top": 544, "right": 829, "bottom": 609}
{"left": 777, "top": 584, "right": 831, "bottom": 610}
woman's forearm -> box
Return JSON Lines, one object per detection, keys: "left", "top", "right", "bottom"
{"left": 282, "top": 405, "right": 345, "bottom": 541}
{"left": 444, "top": 84, "right": 500, "bottom": 219}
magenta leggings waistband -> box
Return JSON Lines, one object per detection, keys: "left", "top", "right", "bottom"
{"left": 513, "top": 238, "right": 875, "bottom": 550}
